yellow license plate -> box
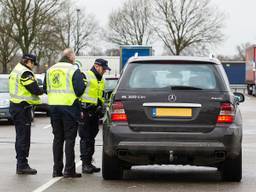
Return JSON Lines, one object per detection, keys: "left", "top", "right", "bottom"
{"left": 155, "top": 108, "right": 192, "bottom": 117}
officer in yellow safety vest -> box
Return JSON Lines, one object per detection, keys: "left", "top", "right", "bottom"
{"left": 9, "top": 54, "right": 43, "bottom": 175}
{"left": 79, "top": 58, "right": 111, "bottom": 174}
{"left": 44, "top": 48, "right": 85, "bottom": 178}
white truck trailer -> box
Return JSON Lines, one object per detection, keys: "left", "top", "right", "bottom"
{"left": 76, "top": 56, "right": 120, "bottom": 77}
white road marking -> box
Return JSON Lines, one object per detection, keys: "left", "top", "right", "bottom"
{"left": 42, "top": 124, "right": 52, "bottom": 129}
{"left": 32, "top": 160, "right": 82, "bottom": 192}
{"left": 243, "top": 144, "right": 256, "bottom": 148}
{"left": 244, "top": 130, "right": 256, "bottom": 135}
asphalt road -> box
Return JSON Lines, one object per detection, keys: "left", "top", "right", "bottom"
{"left": 1, "top": 95, "right": 256, "bottom": 192}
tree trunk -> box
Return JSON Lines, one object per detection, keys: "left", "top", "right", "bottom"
{"left": 2, "top": 62, "right": 8, "bottom": 74}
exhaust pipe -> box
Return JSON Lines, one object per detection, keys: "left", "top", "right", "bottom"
{"left": 215, "top": 151, "right": 225, "bottom": 159}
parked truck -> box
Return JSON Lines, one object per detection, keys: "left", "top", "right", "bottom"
{"left": 222, "top": 61, "right": 245, "bottom": 84}
{"left": 75, "top": 46, "right": 152, "bottom": 76}
{"left": 245, "top": 45, "right": 256, "bottom": 95}
{"left": 120, "top": 45, "right": 152, "bottom": 72}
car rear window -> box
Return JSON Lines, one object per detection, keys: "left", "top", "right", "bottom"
{"left": 121, "top": 63, "right": 221, "bottom": 90}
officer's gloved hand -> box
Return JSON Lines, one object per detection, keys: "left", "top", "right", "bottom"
{"left": 82, "top": 103, "right": 95, "bottom": 112}
{"left": 96, "top": 105, "right": 105, "bottom": 118}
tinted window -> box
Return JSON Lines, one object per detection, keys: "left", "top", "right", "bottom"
{"left": 122, "top": 63, "right": 220, "bottom": 90}
{"left": 105, "top": 78, "right": 118, "bottom": 91}
{"left": 37, "top": 78, "right": 43, "bottom": 86}
{"left": 0, "top": 78, "right": 9, "bottom": 93}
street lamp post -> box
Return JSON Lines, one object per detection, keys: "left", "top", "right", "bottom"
{"left": 76, "top": 9, "right": 81, "bottom": 56}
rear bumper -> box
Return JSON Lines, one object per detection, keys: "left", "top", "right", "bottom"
{"left": 103, "top": 123, "right": 242, "bottom": 166}
{"left": 118, "top": 141, "right": 225, "bottom": 152}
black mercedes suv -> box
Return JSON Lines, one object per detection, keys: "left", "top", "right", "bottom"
{"left": 102, "top": 56, "right": 244, "bottom": 181}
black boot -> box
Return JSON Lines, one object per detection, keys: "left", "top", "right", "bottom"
{"left": 52, "top": 170, "right": 63, "bottom": 177}
{"left": 63, "top": 172, "right": 82, "bottom": 178}
{"left": 91, "top": 164, "right": 101, "bottom": 172}
{"left": 16, "top": 166, "right": 37, "bottom": 175}
{"left": 82, "top": 163, "right": 100, "bottom": 174}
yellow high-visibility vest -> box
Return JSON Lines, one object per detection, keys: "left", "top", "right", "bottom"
{"left": 9, "top": 63, "right": 41, "bottom": 105}
{"left": 46, "top": 62, "right": 77, "bottom": 106}
{"left": 80, "top": 70, "right": 105, "bottom": 105}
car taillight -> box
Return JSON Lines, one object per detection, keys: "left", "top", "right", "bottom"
{"left": 217, "top": 103, "right": 235, "bottom": 123}
{"left": 111, "top": 101, "right": 128, "bottom": 122}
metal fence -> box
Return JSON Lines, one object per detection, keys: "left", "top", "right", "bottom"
{"left": 230, "top": 84, "right": 247, "bottom": 94}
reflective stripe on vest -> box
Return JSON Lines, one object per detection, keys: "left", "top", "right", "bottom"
{"left": 46, "top": 62, "right": 77, "bottom": 106}
{"left": 80, "top": 70, "right": 105, "bottom": 105}
{"left": 9, "top": 63, "right": 41, "bottom": 105}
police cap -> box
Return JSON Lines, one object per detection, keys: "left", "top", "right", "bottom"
{"left": 94, "top": 58, "right": 111, "bottom": 71}
{"left": 22, "top": 54, "right": 38, "bottom": 65}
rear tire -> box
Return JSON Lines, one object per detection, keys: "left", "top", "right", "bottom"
{"left": 7, "top": 118, "right": 13, "bottom": 124}
{"left": 220, "top": 151, "right": 242, "bottom": 182}
{"left": 31, "top": 108, "right": 35, "bottom": 122}
{"left": 252, "top": 85, "right": 256, "bottom": 96}
{"left": 102, "top": 150, "right": 123, "bottom": 180}
{"left": 247, "top": 85, "right": 253, "bottom": 95}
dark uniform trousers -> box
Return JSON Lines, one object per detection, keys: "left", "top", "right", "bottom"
{"left": 49, "top": 105, "right": 80, "bottom": 174}
{"left": 79, "top": 109, "right": 99, "bottom": 164}
{"left": 9, "top": 102, "right": 33, "bottom": 169}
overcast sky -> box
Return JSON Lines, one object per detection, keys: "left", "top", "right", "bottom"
{"left": 76, "top": 0, "right": 256, "bottom": 56}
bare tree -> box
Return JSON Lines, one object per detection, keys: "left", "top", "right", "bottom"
{"left": 154, "top": 0, "right": 225, "bottom": 55}
{"left": 87, "top": 46, "right": 104, "bottom": 56}
{"left": 32, "top": 22, "right": 63, "bottom": 68}
{"left": 0, "top": 0, "right": 62, "bottom": 54}
{"left": 55, "top": 2, "right": 98, "bottom": 55}
{"left": 216, "top": 42, "right": 252, "bottom": 62}
{"left": 0, "top": 9, "right": 19, "bottom": 73}
{"left": 235, "top": 42, "right": 251, "bottom": 61}
{"left": 55, "top": 2, "right": 74, "bottom": 49}
{"left": 107, "top": 0, "right": 154, "bottom": 45}
{"left": 105, "top": 48, "right": 120, "bottom": 56}
{"left": 217, "top": 54, "right": 234, "bottom": 61}
{"left": 74, "top": 10, "right": 98, "bottom": 55}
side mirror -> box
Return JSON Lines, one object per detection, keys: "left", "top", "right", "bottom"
{"left": 233, "top": 92, "right": 245, "bottom": 103}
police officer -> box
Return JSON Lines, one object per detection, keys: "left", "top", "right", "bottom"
{"left": 9, "top": 54, "right": 43, "bottom": 175}
{"left": 79, "top": 58, "right": 111, "bottom": 174}
{"left": 44, "top": 48, "right": 85, "bottom": 178}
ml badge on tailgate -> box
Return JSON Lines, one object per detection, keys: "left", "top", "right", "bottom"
{"left": 121, "top": 95, "right": 146, "bottom": 99}
{"left": 211, "top": 97, "right": 223, "bottom": 101}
